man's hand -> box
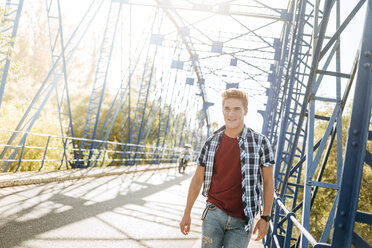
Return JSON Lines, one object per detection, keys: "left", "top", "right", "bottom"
{"left": 179, "top": 165, "right": 204, "bottom": 235}
{"left": 180, "top": 214, "right": 191, "bottom": 235}
{"left": 252, "top": 219, "right": 269, "bottom": 240}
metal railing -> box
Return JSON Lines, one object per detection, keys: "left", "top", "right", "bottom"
{"left": 270, "top": 194, "right": 331, "bottom": 248}
{"left": 0, "top": 128, "right": 194, "bottom": 172}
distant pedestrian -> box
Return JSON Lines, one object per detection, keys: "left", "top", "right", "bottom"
{"left": 180, "top": 88, "right": 275, "bottom": 247}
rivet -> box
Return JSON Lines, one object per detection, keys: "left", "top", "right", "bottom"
{"left": 352, "top": 129, "right": 359, "bottom": 135}
{"left": 364, "top": 63, "right": 371, "bottom": 69}
{"left": 340, "top": 211, "right": 346, "bottom": 216}
{"left": 364, "top": 50, "right": 371, "bottom": 57}
{"left": 337, "top": 224, "right": 343, "bottom": 229}
{"left": 352, "top": 141, "right": 357, "bottom": 147}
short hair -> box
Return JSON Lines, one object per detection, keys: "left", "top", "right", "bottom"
{"left": 222, "top": 88, "right": 248, "bottom": 109}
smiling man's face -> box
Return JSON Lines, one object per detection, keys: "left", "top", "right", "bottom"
{"left": 223, "top": 98, "right": 248, "bottom": 131}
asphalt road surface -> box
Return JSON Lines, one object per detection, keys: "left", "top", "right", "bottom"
{"left": 0, "top": 165, "right": 263, "bottom": 248}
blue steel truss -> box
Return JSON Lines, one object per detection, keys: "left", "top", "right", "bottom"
{"left": 266, "top": 0, "right": 372, "bottom": 247}
{"left": 129, "top": 10, "right": 162, "bottom": 147}
{"left": 0, "top": 1, "right": 371, "bottom": 247}
{"left": 77, "top": 0, "right": 122, "bottom": 168}
{"left": 45, "top": 0, "right": 76, "bottom": 169}
{"left": 332, "top": 1, "right": 372, "bottom": 246}
{"left": 0, "top": 0, "right": 105, "bottom": 172}
{"left": 0, "top": 0, "right": 24, "bottom": 108}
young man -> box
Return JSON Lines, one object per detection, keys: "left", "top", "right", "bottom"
{"left": 180, "top": 88, "right": 275, "bottom": 247}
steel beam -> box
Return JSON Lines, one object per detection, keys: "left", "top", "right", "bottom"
{"left": 78, "top": 0, "right": 122, "bottom": 168}
{"left": 332, "top": 0, "right": 372, "bottom": 246}
{"left": 0, "top": 0, "right": 24, "bottom": 108}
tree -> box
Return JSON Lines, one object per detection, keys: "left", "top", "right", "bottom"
{"left": 0, "top": 1, "right": 198, "bottom": 171}
{"left": 309, "top": 105, "right": 372, "bottom": 244}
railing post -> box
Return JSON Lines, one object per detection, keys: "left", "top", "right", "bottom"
{"left": 284, "top": 212, "right": 295, "bottom": 247}
{"left": 271, "top": 198, "right": 279, "bottom": 247}
{"left": 271, "top": 197, "right": 283, "bottom": 247}
{"left": 15, "top": 135, "right": 27, "bottom": 172}
{"left": 39, "top": 135, "right": 51, "bottom": 171}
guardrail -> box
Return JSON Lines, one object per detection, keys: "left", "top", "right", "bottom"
{"left": 0, "top": 162, "right": 191, "bottom": 188}
{"left": 269, "top": 194, "right": 331, "bottom": 248}
{"left": 0, "top": 129, "right": 197, "bottom": 172}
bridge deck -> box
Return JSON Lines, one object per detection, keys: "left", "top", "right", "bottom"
{"left": 0, "top": 165, "right": 263, "bottom": 248}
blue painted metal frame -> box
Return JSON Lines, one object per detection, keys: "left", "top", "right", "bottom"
{"left": 155, "top": 1, "right": 211, "bottom": 137}
{"left": 262, "top": 1, "right": 294, "bottom": 140}
{"left": 0, "top": 0, "right": 24, "bottom": 108}
{"left": 78, "top": 0, "right": 122, "bottom": 168}
{"left": 45, "top": 0, "right": 77, "bottom": 170}
{"left": 0, "top": 1, "right": 289, "bottom": 171}
{"left": 268, "top": 9, "right": 314, "bottom": 243}
{"left": 128, "top": 10, "right": 163, "bottom": 164}
{"left": 332, "top": 0, "right": 372, "bottom": 246}
{"left": 91, "top": 6, "right": 159, "bottom": 166}
{"left": 268, "top": 0, "right": 371, "bottom": 247}
{"left": 1, "top": 2, "right": 370, "bottom": 247}
{"left": 302, "top": 2, "right": 337, "bottom": 246}
{"left": 0, "top": 0, "right": 106, "bottom": 172}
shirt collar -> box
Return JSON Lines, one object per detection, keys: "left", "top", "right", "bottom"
{"left": 213, "top": 125, "right": 249, "bottom": 140}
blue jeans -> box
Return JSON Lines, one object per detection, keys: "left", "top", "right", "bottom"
{"left": 202, "top": 203, "right": 252, "bottom": 248}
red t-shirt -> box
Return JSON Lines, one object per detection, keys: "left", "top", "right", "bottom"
{"left": 207, "top": 133, "right": 245, "bottom": 219}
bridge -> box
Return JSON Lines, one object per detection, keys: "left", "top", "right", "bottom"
{"left": 0, "top": 165, "right": 204, "bottom": 248}
{"left": 0, "top": 0, "right": 371, "bottom": 247}
{"left": 0, "top": 164, "right": 265, "bottom": 248}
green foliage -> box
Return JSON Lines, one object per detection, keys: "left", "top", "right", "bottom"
{"left": 0, "top": 101, "right": 67, "bottom": 171}
{"left": 0, "top": 7, "right": 22, "bottom": 82}
{"left": 308, "top": 105, "right": 372, "bottom": 244}
{"left": 0, "top": 1, "right": 199, "bottom": 172}
{"left": 210, "top": 121, "right": 219, "bottom": 133}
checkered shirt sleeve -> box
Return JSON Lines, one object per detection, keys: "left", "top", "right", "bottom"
{"left": 260, "top": 135, "right": 275, "bottom": 167}
{"left": 195, "top": 144, "right": 208, "bottom": 167}
{"left": 195, "top": 134, "right": 215, "bottom": 167}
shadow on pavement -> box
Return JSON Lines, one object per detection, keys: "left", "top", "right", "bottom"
{"left": 0, "top": 167, "right": 200, "bottom": 248}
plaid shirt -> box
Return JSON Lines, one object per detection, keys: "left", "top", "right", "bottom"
{"left": 196, "top": 125, "right": 275, "bottom": 233}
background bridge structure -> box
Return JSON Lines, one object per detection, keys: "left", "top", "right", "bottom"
{"left": 0, "top": 0, "right": 371, "bottom": 247}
